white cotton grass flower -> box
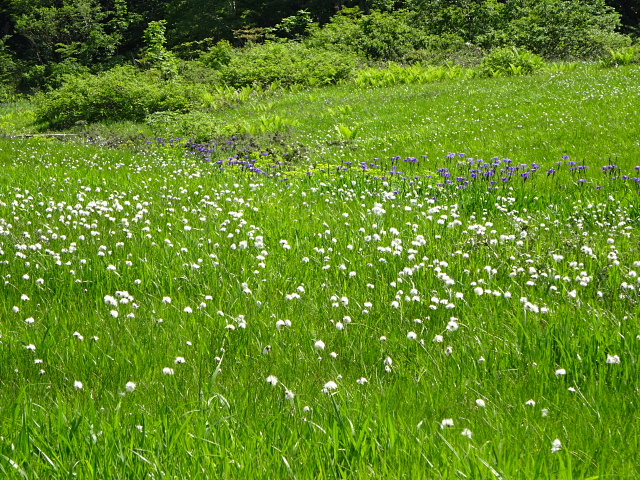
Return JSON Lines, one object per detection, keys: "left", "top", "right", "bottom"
{"left": 125, "top": 382, "right": 137, "bottom": 392}
{"left": 110, "top": 310, "right": 119, "bottom": 318}
{"left": 433, "top": 335, "right": 444, "bottom": 343}
{"left": 551, "top": 439, "right": 563, "bottom": 453}
{"left": 525, "top": 399, "right": 536, "bottom": 406}
{"left": 266, "top": 375, "right": 278, "bottom": 386}
{"left": 606, "top": 354, "right": 621, "bottom": 364}
{"left": 314, "top": 340, "right": 326, "bottom": 350}
{"left": 555, "top": 368, "right": 567, "bottom": 376}
{"left": 162, "top": 367, "right": 174, "bottom": 375}
{"left": 322, "top": 381, "right": 338, "bottom": 394}
{"left": 440, "top": 418, "right": 454, "bottom": 429}
{"left": 461, "top": 428, "right": 473, "bottom": 439}
{"left": 174, "top": 356, "right": 186, "bottom": 364}
{"left": 356, "top": 377, "right": 368, "bottom": 385}
{"left": 446, "top": 318, "right": 459, "bottom": 331}
{"left": 74, "top": 381, "right": 83, "bottom": 390}
{"left": 407, "top": 331, "right": 417, "bottom": 340}
{"left": 475, "top": 399, "right": 486, "bottom": 408}
{"left": 183, "top": 306, "right": 193, "bottom": 314}
{"left": 162, "top": 296, "right": 172, "bottom": 304}
{"left": 25, "top": 344, "right": 36, "bottom": 351}
{"left": 284, "top": 390, "right": 295, "bottom": 400}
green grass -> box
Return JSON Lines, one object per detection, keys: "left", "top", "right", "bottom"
{"left": 0, "top": 64, "right": 639, "bottom": 479}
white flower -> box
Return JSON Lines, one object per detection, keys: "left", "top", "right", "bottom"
{"left": 74, "top": 381, "right": 83, "bottom": 390}
{"left": 162, "top": 367, "right": 174, "bottom": 375}
{"left": 525, "top": 399, "right": 536, "bottom": 406}
{"left": 384, "top": 356, "right": 393, "bottom": 366}
{"left": 433, "top": 335, "right": 444, "bottom": 343}
{"left": 474, "top": 287, "right": 484, "bottom": 295}
{"left": 125, "top": 382, "right": 136, "bottom": 392}
{"left": 174, "top": 356, "right": 186, "bottom": 364}
{"left": 25, "top": 317, "right": 35, "bottom": 324}
{"left": 551, "top": 439, "right": 562, "bottom": 453}
{"left": 107, "top": 265, "right": 116, "bottom": 271}
{"left": 284, "top": 390, "right": 295, "bottom": 400}
{"left": 356, "top": 377, "right": 368, "bottom": 385}
{"left": 606, "top": 354, "right": 621, "bottom": 364}
{"left": 314, "top": 340, "right": 325, "bottom": 350}
{"left": 183, "top": 306, "right": 193, "bottom": 314}
{"left": 461, "top": 428, "right": 473, "bottom": 439}
{"left": 110, "top": 310, "right": 119, "bottom": 318}
{"left": 262, "top": 345, "right": 272, "bottom": 354}
{"left": 162, "top": 296, "right": 172, "bottom": 304}
{"left": 440, "top": 418, "right": 454, "bottom": 429}
{"left": 266, "top": 375, "right": 278, "bottom": 386}
{"left": 25, "top": 344, "right": 36, "bottom": 351}
{"left": 555, "top": 368, "right": 566, "bottom": 376}
{"left": 73, "top": 331, "right": 84, "bottom": 340}
{"left": 445, "top": 346, "right": 453, "bottom": 356}
{"left": 475, "top": 399, "right": 486, "bottom": 408}
{"left": 407, "top": 331, "right": 417, "bottom": 340}
{"left": 322, "top": 381, "right": 338, "bottom": 393}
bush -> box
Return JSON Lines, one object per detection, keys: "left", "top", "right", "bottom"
{"left": 479, "top": 47, "right": 545, "bottom": 77}
{"left": 220, "top": 41, "right": 358, "bottom": 87}
{"left": 306, "top": 8, "right": 428, "bottom": 62}
{"left": 505, "top": 0, "right": 625, "bottom": 59}
{"left": 34, "top": 66, "right": 209, "bottom": 129}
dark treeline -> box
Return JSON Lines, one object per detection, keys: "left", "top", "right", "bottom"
{"left": 0, "top": 0, "right": 639, "bottom": 95}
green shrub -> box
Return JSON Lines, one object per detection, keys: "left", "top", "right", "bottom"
{"left": 504, "top": 0, "right": 625, "bottom": 59}
{"left": 198, "top": 40, "right": 234, "bottom": 70}
{"left": 33, "top": 66, "right": 208, "bottom": 129}
{"left": 220, "top": 42, "right": 358, "bottom": 88}
{"left": 479, "top": 46, "right": 545, "bottom": 77}
{"left": 306, "top": 9, "right": 428, "bottom": 62}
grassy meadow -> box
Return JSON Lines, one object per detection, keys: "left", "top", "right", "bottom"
{"left": 0, "top": 64, "right": 639, "bottom": 479}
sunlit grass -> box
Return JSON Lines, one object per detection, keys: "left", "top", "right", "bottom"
{"left": 0, "top": 63, "right": 639, "bottom": 478}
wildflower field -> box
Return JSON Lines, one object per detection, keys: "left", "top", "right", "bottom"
{"left": 1, "top": 65, "right": 640, "bottom": 479}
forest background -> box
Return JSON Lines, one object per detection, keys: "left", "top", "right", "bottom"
{"left": 0, "top": 0, "right": 639, "bottom": 134}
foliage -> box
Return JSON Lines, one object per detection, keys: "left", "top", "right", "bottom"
{"left": 198, "top": 40, "right": 234, "bottom": 69}
{"left": 479, "top": 46, "right": 545, "bottom": 77}
{"left": 11, "top": 0, "right": 131, "bottom": 66}
{"left": 353, "top": 62, "right": 474, "bottom": 87}
{"left": 269, "top": 9, "right": 314, "bottom": 39}
{"left": 504, "top": 0, "right": 627, "bottom": 59}
{"left": 220, "top": 41, "right": 359, "bottom": 87}
{"left": 306, "top": 8, "right": 430, "bottom": 62}
{"left": 33, "top": 66, "right": 208, "bottom": 129}
{"left": 600, "top": 45, "right": 640, "bottom": 66}
{"left": 141, "top": 20, "right": 179, "bottom": 78}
